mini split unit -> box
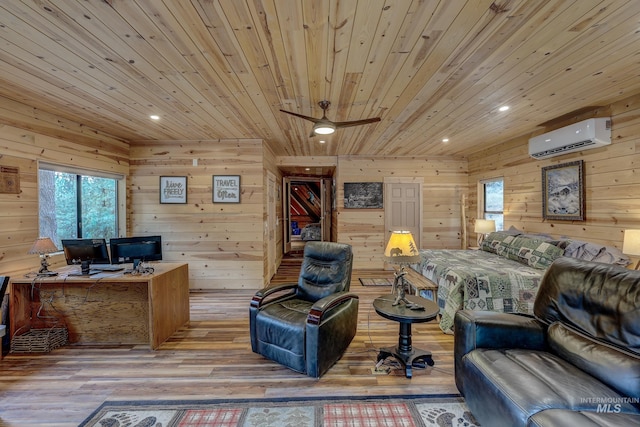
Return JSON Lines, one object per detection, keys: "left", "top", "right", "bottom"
{"left": 528, "top": 118, "right": 611, "bottom": 159}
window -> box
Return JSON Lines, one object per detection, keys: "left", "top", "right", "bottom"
{"left": 38, "top": 163, "right": 122, "bottom": 248}
{"left": 480, "top": 177, "right": 504, "bottom": 231}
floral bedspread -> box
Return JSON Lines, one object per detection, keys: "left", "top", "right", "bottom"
{"left": 413, "top": 249, "right": 545, "bottom": 334}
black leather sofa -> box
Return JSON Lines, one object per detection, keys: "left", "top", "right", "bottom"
{"left": 454, "top": 257, "right": 640, "bottom": 427}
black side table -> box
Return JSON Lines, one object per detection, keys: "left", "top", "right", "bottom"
{"left": 373, "top": 294, "right": 439, "bottom": 378}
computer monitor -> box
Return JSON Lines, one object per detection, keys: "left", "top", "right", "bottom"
{"left": 61, "top": 239, "right": 111, "bottom": 265}
{"left": 109, "top": 235, "right": 162, "bottom": 264}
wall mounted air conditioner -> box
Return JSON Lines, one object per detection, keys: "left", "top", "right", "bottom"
{"left": 528, "top": 117, "right": 611, "bottom": 159}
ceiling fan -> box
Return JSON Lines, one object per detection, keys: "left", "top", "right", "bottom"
{"left": 280, "top": 100, "right": 381, "bottom": 136}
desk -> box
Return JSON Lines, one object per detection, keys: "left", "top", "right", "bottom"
{"left": 373, "top": 294, "right": 439, "bottom": 378}
{"left": 10, "top": 263, "right": 189, "bottom": 350}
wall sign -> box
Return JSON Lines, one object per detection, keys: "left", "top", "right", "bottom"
{"left": 213, "top": 175, "right": 241, "bottom": 203}
{"left": 159, "top": 176, "right": 188, "bottom": 204}
{"left": 0, "top": 166, "right": 19, "bottom": 194}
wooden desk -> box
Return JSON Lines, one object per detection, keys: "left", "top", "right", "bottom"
{"left": 10, "top": 263, "right": 189, "bottom": 350}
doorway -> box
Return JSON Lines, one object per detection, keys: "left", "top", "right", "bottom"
{"left": 283, "top": 177, "right": 332, "bottom": 254}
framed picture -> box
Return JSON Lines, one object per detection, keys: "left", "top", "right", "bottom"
{"left": 213, "top": 175, "right": 241, "bottom": 203}
{"left": 159, "top": 176, "right": 187, "bottom": 204}
{"left": 344, "top": 182, "right": 383, "bottom": 209}
{"left": 541, "top": 160, "right": 585, "bottom": 221}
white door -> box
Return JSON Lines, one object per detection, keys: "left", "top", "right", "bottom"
{"left": 385, "top": 182, "right": 422, "bottom": 248}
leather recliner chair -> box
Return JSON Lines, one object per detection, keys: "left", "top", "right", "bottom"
{"left": 454, "top": 256, "right": 640, "bottom": 427}
{"left": 250, "top": 241, "right": 358, "bottom": 378}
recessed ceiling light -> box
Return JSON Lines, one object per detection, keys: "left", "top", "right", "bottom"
{"left": 319, "top": 140, "right": 326, "bottom": 144}
{"left": 499, "top": 106, "right": 510, "bottom": 112}
{"left": 150, "top": 115, "right": 160, "bottom": 120}
{"left": 442, "top": 138, "right": 449, "bottom": 143}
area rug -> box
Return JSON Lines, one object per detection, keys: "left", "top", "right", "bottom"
{"left": 359, "top": 277, "right": 394, "bottom": 286}
{"left": 79, "top": 394, "right": 480, "bottom": 427}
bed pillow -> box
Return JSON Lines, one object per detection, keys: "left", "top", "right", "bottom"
{"left": 501, "top": 236, "right": 565, "bottom": 269}
{"left": 563, "top": 240, "right": 631, "bottom": 266}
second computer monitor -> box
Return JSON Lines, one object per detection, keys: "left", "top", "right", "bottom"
{"left": 109, "top": 235, "right": 162, "bottom": 264}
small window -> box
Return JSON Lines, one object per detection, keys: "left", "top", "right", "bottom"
{"left": 480, "top": 177, "right": 504, "bottom": 231}
{"left": 38, "top": 163, "right": 122, "bottom": 248}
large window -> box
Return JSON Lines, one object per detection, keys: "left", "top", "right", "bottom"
{"left": 39, "top": 164, "right": 122, "bottom": 248}
{"left": 480, "top": 177, "right": 504, "bottom": 231}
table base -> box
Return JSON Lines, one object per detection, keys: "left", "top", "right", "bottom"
{"left": 377, "top": 346, "right": 434, "bottom": 378}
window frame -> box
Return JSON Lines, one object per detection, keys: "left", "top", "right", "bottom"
{"left": 478, "top": 177, "right": 504, "bottom": 231}
{"left": 38, "top": 162, "right": 126, "bottom": 246}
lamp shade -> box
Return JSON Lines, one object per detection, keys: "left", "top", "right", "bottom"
{"left": 384, "top": 230, "right": 420, "bottom": 264}
{"left": 474, "top": 219, "right": 496, "bottom": 234}
{"left": 27, "top": 237, "right": 59, "bottom": 255}
{"left": 622, "top": 229, "right": 640, "bottom": 256}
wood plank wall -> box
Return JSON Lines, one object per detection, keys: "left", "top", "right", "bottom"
{"left": 335, "top": 156, "right": 468, "bottom": 269}
{"left": 467, "top": 93, "right": 640, "bottom": 267}
{"left": 0, "top": 96, "right": 129, "bottom": 277}
{"left": 263, "top": 144, "right": 284, "bottom": 280}
{"left": 128, "top": 139, "right": 266, "bottom": 290}
{"left": 4, "top": 90, "right": 639, "bottom": 285}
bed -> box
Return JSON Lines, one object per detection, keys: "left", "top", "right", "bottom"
{"left": 300, "top": 223, "right": 321, "bottom": 241}
{"left": 413, "top": 231, "right": 630, "bottom": 334}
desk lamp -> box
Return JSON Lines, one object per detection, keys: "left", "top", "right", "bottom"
{"left": 28, "top": 237, "right": 59, "bottom": 276}
{"left": 474, "top": 219, "right": 496, "bottom": 247}
{"left": 384, "top": 230, "right": 422, "bottom": 309}
{"left": 622, "top": 229, "right": 640, "bottom": 270}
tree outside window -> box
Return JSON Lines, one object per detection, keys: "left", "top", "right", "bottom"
{"left": 39, "top": 167, "right": 119, "bottom": 248}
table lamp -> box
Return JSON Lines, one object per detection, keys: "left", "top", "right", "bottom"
{"left": 474, "top": 219, "right": 496, "bottom": 247}
{"left": 622, "top": 229, "right": 640, "bottom": 270}
{"left": 28, "top": 237, "right": 59, "bottom": 276}
{"left": 384, "top": 230, "right": 423, "bottom": 309}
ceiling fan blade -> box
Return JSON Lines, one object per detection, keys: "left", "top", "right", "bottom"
{"left": 280, "top": 109, "right": 319, "bottom": 123}
{"left": 334, "top": 117, "right": 381, "bottom": 128}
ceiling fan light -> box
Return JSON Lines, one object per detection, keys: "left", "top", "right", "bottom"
{"left": 313, "top": 123, "right": 336, "bottom": 135}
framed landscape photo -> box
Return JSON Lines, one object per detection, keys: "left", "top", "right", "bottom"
{"left": 159, "top": 176, "right": 187, "bottom": 204}
{"left": 213, "top": 175, "right": 240, "bottom": 203}
{"left": 344, "top": 182, "right": 383, "bottom": 209}
{"left": 541, "top": 160, "right": 585, "bottom": 221}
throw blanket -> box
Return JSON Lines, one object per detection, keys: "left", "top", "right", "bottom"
{"left": 414, "top": 249, "right": 545, "bottom": 334}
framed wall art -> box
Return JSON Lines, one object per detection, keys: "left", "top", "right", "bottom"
{"left": 344, "top": 182, "right": 383, "bottom": 209}
{"left": 159, "top": 176, "right": 187, "bottom": 204}
{"left": 541, "top": 160, "right": 585, "bottom": 221}
{"left": 213, "top": 175, "right": 241, "bottom": 203}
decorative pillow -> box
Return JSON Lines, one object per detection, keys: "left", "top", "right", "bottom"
{"left": 501, "top": 236, "right": 565, "bottom": 269}
{"left": 480, "top": 231, "right": 517, "bottom": 254}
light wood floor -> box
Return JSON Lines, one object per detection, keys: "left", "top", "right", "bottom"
{"left": 0, "top": 260, "right": 456, "bottom": 426}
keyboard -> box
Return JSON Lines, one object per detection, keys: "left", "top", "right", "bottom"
{"left": 90, "top": 264, "right": 124, "bottom": 272}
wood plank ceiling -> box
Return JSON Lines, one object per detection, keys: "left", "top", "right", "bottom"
{"left": 0, "top": 0, "right": 639, "bottom": 158}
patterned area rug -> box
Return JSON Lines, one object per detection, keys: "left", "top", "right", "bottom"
{"left": 359, "top": 277, "right": 394, "bottom": 286}
{"left": 79, "top": 394, "right": 480, "bottom": 426}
